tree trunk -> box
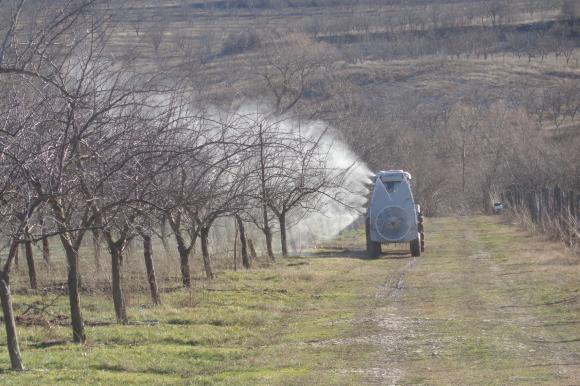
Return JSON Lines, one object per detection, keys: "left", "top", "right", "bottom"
{"left": 142, "top": 235, "right": 161, "bottom": 305}
{"left": 262, "top": 205, "right": 275, "bottom": 260}
{"left": 177, "top": 244, "right": 191, "bottom": 288}
{"left": 42, "top": 236, "right": 50, "bottom": 265}
{"left": 13, "top": 244, "right": 19, "bottom": 271}
{"left": 91, "top": 229, "right": 102, "bottom": 271}
{"left": 248, "top": 239, "right": 257, "bottom": 262}
{"left": 279, "top": 212, "right": 288, "bottom": 257}
{"left": 160, "top": 217, "right": 171, "bottom": 253}
{"left": 264, "top": 227, "right": 275, "bottom": 261}
{"left": 236, "top": 215, "right": 250, "bottom": 269}
{"left": 40, "top": 216, "right": 51, "bottom": 265}
{"left": 51, "top": 200, "right": 86, "bottom": 343}
{"left": 169, "top": 218, "right": 193, "bottom": 288}
{"left": 0, "top": 271, "right": 25, "bottom": 371}
{"left": 233, "top": 221, "right": 238, "bottom": 271}
{"left": 200, "top": 227, "right": 214, "bottom": 279}
{"left": 24, "top": 232, "right": 37, "bottom": 289}
{"left": 109, "top": 243, "right": 128, "bottom": 324}
{"left": 173, "top": 230, "right": 192, "bottom": 288}
{"left": 61, "top": 241, "right": 86, "bottom": 343}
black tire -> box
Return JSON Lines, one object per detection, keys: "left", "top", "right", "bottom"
{"left": 417, "top": 210, "right": 425, "bottom": 252}
{"left": 410, "top": 236, "right": 421, "bottom": 257}
{"left": 366, "top": 217, "right": 381, "bottom": 259}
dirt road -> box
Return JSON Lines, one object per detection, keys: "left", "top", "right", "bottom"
{"left": 354, "top": 216, "right": 580, "bottom": 385}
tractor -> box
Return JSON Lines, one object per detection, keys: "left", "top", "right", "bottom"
{"left": 365, "top": 170, "right": 424, "bottom": 258}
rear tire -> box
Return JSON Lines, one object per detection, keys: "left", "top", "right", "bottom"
{"left": 410, "top": 236, "right": 421, "bottom": 257}
{"left": 366, "top": 217, "right": 381, "bottom": 259}
{"left": 417, "top": 209, "right": 425, "bottom": 252}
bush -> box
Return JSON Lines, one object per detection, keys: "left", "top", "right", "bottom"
{"left": 221, "top": 30, "right": 261, "bottom": 55}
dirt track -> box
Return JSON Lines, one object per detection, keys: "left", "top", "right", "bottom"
{"left": 354, "top": 216, "right": 580, "bottom": 385}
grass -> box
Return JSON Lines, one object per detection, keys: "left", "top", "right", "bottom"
{"left": 374, "top": 216, "right": 580, "bottom": 384}
{"left": 2, "top": 215, "right": 579, "bottom": 384}
{"left": 0, "top": 250, "right": 389, "bottom": 384}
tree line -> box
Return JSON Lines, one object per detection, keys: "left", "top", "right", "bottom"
{"left": 502, "top": 186, "right": 579, "bottom": 251}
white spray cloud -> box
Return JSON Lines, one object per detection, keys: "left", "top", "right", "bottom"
{"left": 285, "top": 121, "right": 374, "bottom": 248}
{"left": 232, "top": 104, "right": 374, "bottom": 248}
{"left": 187, "top": 102, "right": 375, "bottom": 252}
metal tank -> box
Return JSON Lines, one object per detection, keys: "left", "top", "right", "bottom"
{"left": 365, "top": 170, "right": 424, "bottom": 258}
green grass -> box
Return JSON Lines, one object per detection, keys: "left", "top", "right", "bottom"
{"left": 2, "top": 216, "right": 579, "bottom": 384}
{"left": 384, "top": 216, "right": 580, "bottom": 384}
{"left": 0, "top": 253, "right": 388, "bottom": 385}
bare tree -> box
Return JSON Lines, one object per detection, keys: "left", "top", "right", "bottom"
{"left": 252, "top": 33, "right": 338, "bottom": 116}
{"left": 235, "top": 214, "right": 251, "bottom": 269}
{"left": 241, "top": 113, "right": 350, "bottom": 257}
{"left": 194, "top": 143, "right": 253, "bottom": 279}
{"left": 0, "top": 0, "right": 110, "bottom": 344}
{"left": 266, "top": 125, "right": 348, "bottom": 257}
{"left": 0, "top": 190, "right": 29, "bottom": 372}
{"left": 448, "top": 102, "right": 484, "bottom": 194}
{"left": 137, "top": 228, "right": 161, "bottom": 305}
{"left": 147, "top": 19, "right": 167, "bottom": 53}
{"left": 0, "top": 91, "right": 47, "bottom": 368}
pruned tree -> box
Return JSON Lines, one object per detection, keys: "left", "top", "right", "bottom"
{"left": 193, "top": 133, "right": 254, "bottom": 279}
{"left": 154, "top": 107, "right": 223, "bottom": 287}
{"left": 266, "top": 126, "right": 349, "bottom": 257}
{"left": 65, "top": 68, "right": 181, "bottom": 322}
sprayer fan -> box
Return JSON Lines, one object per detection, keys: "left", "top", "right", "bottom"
{"left": 375, "top": 206, "right": 412, "bottom": 241}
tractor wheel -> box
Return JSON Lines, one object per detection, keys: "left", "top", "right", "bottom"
{"left": 410, "top": 236, "right": 421, "bottom": 257}
{"left": 366, "top": 217, "right": 381, "bottom": 259}
{"left": 417, "top": 210, "right": 425, "bottom": 252}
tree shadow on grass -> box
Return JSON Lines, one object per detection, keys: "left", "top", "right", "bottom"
{"left": 160, "top": 337, "right": 202, "bottom": 346}
{"left": 27, "top": 339, "right": 69, "bottom": 348}
{"left": 90, "top": 364, "right": 176, "bottom": 376}
{"left": 303, "top": 248, "right": 411, "bottom": 260}
{"left": 379, "top": 250, "right": 413, "bottom": 259}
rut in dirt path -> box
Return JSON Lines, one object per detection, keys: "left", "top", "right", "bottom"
{"left": 360, "top": 216, "right": 580, "bottom": 385}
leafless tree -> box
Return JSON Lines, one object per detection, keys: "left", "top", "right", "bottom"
{"left": 448, "top": 102, "right": 484, "bottom": 194}
{"left": 147, "top": 19, "right": 167, "bottom": 54}
{"left": 136, "top": 220, "right": 161, "bottom": 305}
{"left": 0, "top": 0, "right": 110, "bottom": 343}
{"left": 240, "top": 112, "right": 351, "bottom": 257}
{"left": 154, "top": 108, "right": 221, "bottom": 286}
{"left": 0, "top": 75, "right": 51, "bottom": 369}
{"left": 252, "top": 33, "right": 338, "bottom": 116}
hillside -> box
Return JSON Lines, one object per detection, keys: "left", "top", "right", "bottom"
{"left": 101, "top": 0, "right": 580, "bottom": 214}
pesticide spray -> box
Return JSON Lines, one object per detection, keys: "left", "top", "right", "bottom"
{"left": 285, "top": 120, "right": 373, "bottom": 250}
{"left": 194, "top": 104, "right": 374, "bottom": 257}
{"left": 231, "top": 106, "right": 374, "bottom": 251}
